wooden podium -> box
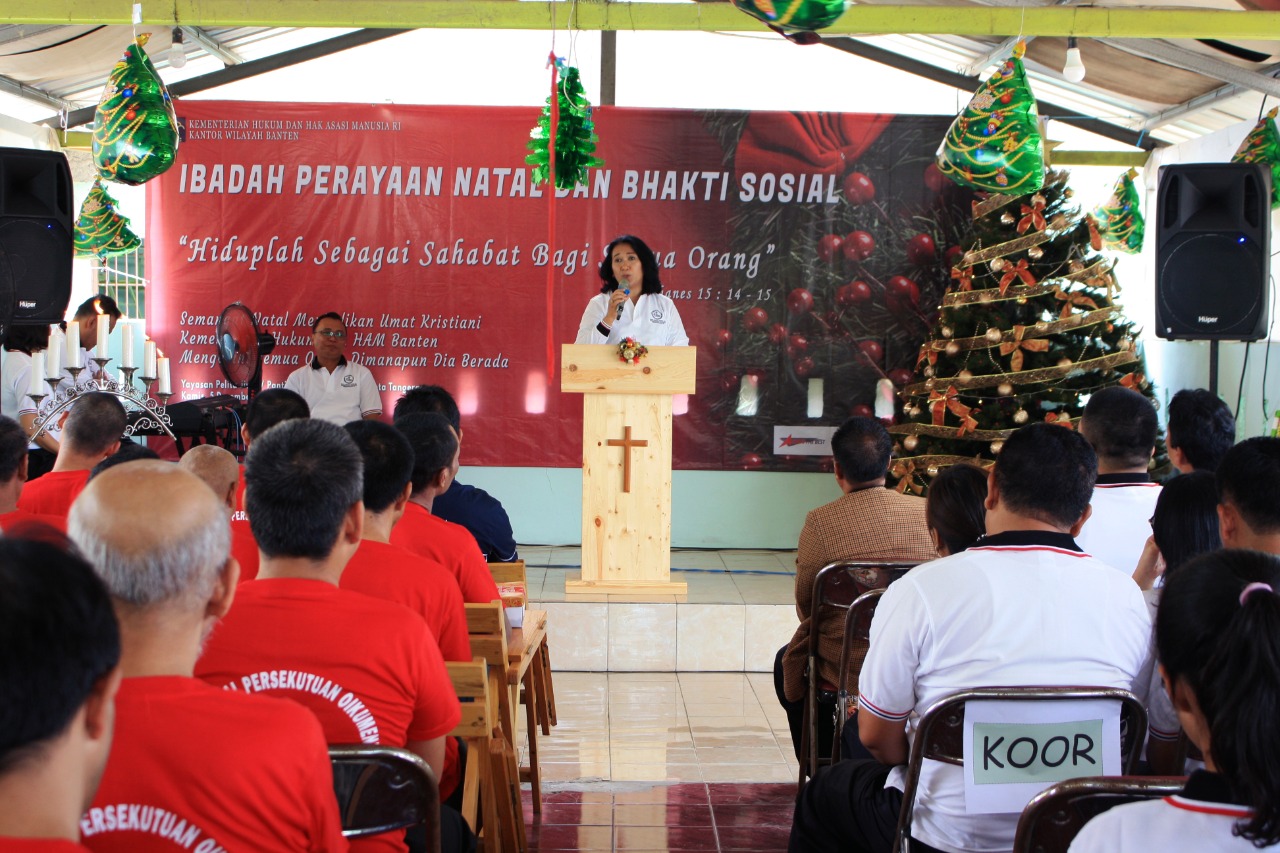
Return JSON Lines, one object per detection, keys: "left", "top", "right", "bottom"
{"left": 561, "top": 344, "right": 696, "bottom": 594}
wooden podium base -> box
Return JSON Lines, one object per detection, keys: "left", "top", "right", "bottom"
{"left": 565, "top": 574, "right": 688, "bottom": 595}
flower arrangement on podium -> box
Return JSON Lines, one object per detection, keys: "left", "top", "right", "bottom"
{"left": 618, "top": 338, "right": 648, "bottom": 365}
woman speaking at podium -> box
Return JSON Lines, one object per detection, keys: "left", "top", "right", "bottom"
{"left": 575, "top": 235, "right": 689, "bottom": 346}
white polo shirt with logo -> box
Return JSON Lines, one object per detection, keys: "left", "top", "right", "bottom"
{"left": 857, "top": 530, "right": 1152, "bottom": 853}
{"left": 283, "top": 357, "right": 382, "bottom": 426}
{"left": 574, "top": 292, "right": 689, "bottom": 347}
{"left": 1075, "top": 474, "right": 1163, "bottom": 574}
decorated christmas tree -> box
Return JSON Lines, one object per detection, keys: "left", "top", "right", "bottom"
{"left": 74, "top": 179, "right": 141, "bottom": 258}
{"left": 1094, "top": 168, "right": 1144, "bottom": 254}
{"left": 936, "top": 41, "right": 1044, "bottom": 195}
{"left": 887, "top": 169, "right": 1162, "bottom": 494}
{"left": 527, "top": 63, "right": 603, "bottom": 191}
{"left": 92, "top": 33, "right": 180, "bottom": 186}
{"left": 1232, "top": 106, "right": 1280, "bottom": 209}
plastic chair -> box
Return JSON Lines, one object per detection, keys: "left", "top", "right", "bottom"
{"left": 329, "top": 745, "right": 441, "bottom": 853}
{"left": 891, "top": 686, "right": 1149, "bottom": 853}
{"left": 798, "top": 560, "right": 916, "bottom": 788}
{"left": 831, "top": 587, "right": 885, "bottom": 763}
{"left": 1013, "top": 775, "right": 1186, "bottom": 853}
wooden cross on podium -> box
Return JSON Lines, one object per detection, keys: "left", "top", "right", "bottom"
{"left": 606, "top": 426, "right": 648, "bottom": 493}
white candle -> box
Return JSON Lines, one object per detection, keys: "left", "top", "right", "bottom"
{"left": 45, "top": 339, "right": 60, "bottom": 380}
{"left": 157, "top": 356, "right": 171, "bottom": 394}
{"left": 65, "top": 321, "right": 79, "bottom": 368}
{"left": 96, "top": 316, "right": 109, "bottom": 355}
{"left": 143, "top": 340, "right": 157, "bottom": 377}
{"left": 28, "top": 353, "right": 44, "bottom": 396}
{"left": 121, "top": 323, "right": 134, "bottom": 368}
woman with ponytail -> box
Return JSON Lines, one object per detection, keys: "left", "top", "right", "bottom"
{"left": 1071, "top": 548, "right": 1280, "bottom": 851}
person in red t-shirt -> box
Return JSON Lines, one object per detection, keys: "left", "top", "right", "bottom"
{"left": 0, "top": 538, "right": 121, "bottom": 852}
{"left": 0, "top": 415, "right": 64, "bottom": 532}
{"left": 390, "top": 413, "right": 499, "bottom": 605}
{"left": 192, "top": 420, "right": 469, "bottom": 853}
{"left": 19, "top": 393, "right": 124, "bottom": 518}
{"left": 69, "top": 461, "right": 347, "bottom": 853}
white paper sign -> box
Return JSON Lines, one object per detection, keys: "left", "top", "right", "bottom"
{"left": 962, "top": 699, "right": 1122, "bottom": 815}
{"left": 772, "top": 425, "right": 836, "bottom": 456}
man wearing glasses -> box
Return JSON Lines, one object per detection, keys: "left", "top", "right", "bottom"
{"left": 284, "top": 312, "right": 383, "bottom": 425}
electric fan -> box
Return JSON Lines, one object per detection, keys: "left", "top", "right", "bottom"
{"left": 215, "top": 302, "right": 276, "bottom": 399}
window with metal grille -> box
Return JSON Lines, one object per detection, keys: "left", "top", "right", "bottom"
{"left": 92, "top": 246, "right": 146, "bottom": 320}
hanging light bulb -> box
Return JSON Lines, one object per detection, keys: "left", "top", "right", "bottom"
{"left": 169, "top": 27, "right": 187, "bottom": 69}
{"left": 1062, "top": 36, "right": 1086, "bottom": 82}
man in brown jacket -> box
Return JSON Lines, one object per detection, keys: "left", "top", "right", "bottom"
{"left": 774, "top": 416, "right": 936, "bottom": 760}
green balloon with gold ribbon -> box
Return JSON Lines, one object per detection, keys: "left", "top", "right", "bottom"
{"left": 74, "top": 179, "right": 141, "bottom": 258}
{"left": 92, "top": 34, "right": 180, "bottom": 186}
{"left": 936, "top": 41, "right": 1044, "bottom": 195}
{"left": 732, "top": 0, "right": 848, "bottom": 31}
{"left": 1095, "top": 168, "right": 1144, "bottom": 254}
{"left": 1233, "top": 107, "right": 1280, "bottom": 209}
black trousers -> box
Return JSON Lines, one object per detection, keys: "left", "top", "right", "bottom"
{"left": 789, "top": 759, "right": 945, "bottom": 853}
{"left": 773, "top": 644, "right": 837, "bottom": 762}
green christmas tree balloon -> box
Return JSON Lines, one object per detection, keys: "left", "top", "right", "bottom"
{"left": 732, "top": 0, "right": 848, "bottom": 32}
{"left": 937, "top": 41, "right": 1044, "bottom": 195}
{"left": 92, "top": 34, "right": 180, "bottom": 186}
{"left": 1095, "top": 168, "right": 1144, "bottom": 254}
{"left": 1233, "top": 106, "right": 1280, "bottom": 209}
{"left": 526, "top": 63, "right": 603, "bottom": 191}
{"left": 74, "top": 180, "right": 141, "bottom": 259}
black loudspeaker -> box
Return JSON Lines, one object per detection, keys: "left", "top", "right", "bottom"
{"left": 0, "top": 148, "right": 73, "bottom": 329}
{"left": 1156, "top": 162, "right": 1271, "bottom": 341}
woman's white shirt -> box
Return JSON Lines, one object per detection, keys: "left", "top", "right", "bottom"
{"left": 575, "top": 292, "right": 689, "bottom": 347}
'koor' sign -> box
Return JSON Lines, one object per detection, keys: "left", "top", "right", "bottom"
{"left": 961, "top": 700, "right": 1122, "bottom": 814}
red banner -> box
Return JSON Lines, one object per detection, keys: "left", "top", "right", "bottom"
{"left": 146, "top": 102, "right": 968, "bottom": 469}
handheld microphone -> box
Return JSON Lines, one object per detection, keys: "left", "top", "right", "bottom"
{"left": 616, "top": 287, "right": 631, "bottom": 320}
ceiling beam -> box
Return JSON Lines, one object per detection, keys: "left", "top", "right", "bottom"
{"left": 180, "top": 26, "right": 244, "bottom": 65}
{"left": 0, "top": 71, "right": 75, "bottom": 112}
{"left": 39, "top": 27, "right": 408, "bottom": 128}
{"left": 1099, "top": 38, "right": 1280, "bottom": 99}
{"left": 2, "top": 2, "right": 1277, "bottom": 39}
{"left": 824, "top": 36, "right": 1165, "bottom": 149}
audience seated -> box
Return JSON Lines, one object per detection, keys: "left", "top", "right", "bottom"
{"left": 1076, "top": 386, "right": 1162, "bottom": 572}
{"left": 1215, "top": 436, "right": 1280, "bottom": 555}
{"left": 177, "top": 444, "right": 240, "bottom": 509}
{"left": 0, "top": 537, "right": 121, "bottom": 850}
{"left": 228, "top": 389, "right": 311, "bottom": 580}
{"left": 0, "top": 415, "right": 63, "bottom": 530}
{"left": 193, "top": 419, "right": 465, "bottom": 853}
{"left": 1070, "top": 549, "right": 1280, "bottom": 852}
{"left": 774, "top": 415, "right": 936, "bottom": 762}
{"left": 790, "top": 423, "right": 1151, "bottom": 853}
{"left": 922, "top": 463, "right": 989, "bottom": 557}
{"left": 68, "top": 462, "right": 347, "bottom": 852}
{"left": 1131, "top": 470, "right": 1221, "bottom": 773}
{"left": 390, "top": 413, "right": 500, "bottom": 605}
{"left": 393, "top": 386, "right": 518, "bottom": 562}
{"left": 18, "top": 393, "right": 124, "bottom": 518}
{"left": 1165, "top": 388, "right": 1236, "bottom": 474}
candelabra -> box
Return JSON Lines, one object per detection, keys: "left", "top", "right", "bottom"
{"left": 29, "top": 356, "right": 175, "bottom": 441}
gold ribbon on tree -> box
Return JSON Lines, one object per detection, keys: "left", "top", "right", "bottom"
{"left": 998, "top": 324, "right": 1051, "bottom": 371}
{"left": 1044, "top": 412, "right": 1075, "bottom": 429}
{"left": 1017, "top": 194, "right": 1047, "bottom": 233}
{"left": 951, "top": 263, "right": 974, "bottom": 292}
{"left": 928, "top": 385, "right": 980, "bottom": 435}
{"left": 1053, "top": 286, "right": 1099, "bottom": 319}
{"left": 998, "top": 258, "right": 1037, "bottom": 295}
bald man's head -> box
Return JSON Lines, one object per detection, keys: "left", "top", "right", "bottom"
{"left": 178, "top": 445, "right": 240, "bottom": 509}
{"left": 69, "top": 461, "right": 231, "bottom": 610}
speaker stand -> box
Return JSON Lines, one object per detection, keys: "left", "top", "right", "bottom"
{"left": 1209, "top": 340, "right": 1220, "bottom": 396}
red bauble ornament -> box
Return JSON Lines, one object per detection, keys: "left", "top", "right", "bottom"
{"left": 888, "top": 367, "right": 914, "bottom": 387}
{"left": 858, "top": 340, "right": 884, "bottom": 364}
{"left": 887, "top": 275, "right": 920, "bottom": 307}
{"left": 842, "top": 171, "right": 876, "bottom": 205}
{"left": 923, "top": 163, "right": 947, "bottom": 193}
{"left": 743, "top": 306, "right": 769, "bottom": 332}
{"left": 715, "top": 329, "right": 732, "bottom": 349}
{"left": 836, "top": 280, "right": 873, "bottom": 307}
{"left": 768, "top": 323, "right": 788, "bottom": 345}
{"left": 817, "top": 234, "right": 843, "bottom": 262}
{"left": 795, "top": 356, "right": 815, "bottom": 378}
{"left": 850, "top": 404, "right": 874, "bottom": 419}
{"left": 945, "top": 245, "right": 965, "bottom": 268}
{"left": 842, "top": 230, "right": 875, "bottom": 261}
{"left": 906, "top": 233, "right": 937, "bottom": 266}
{"left": 788, "top": 334, "right": 809, "bottom": 356}
{"left": 787, "top": 288, "right": 814, "bottom": 315}
{"left": 742, "top": 453, "right": 763, "bottom": 470}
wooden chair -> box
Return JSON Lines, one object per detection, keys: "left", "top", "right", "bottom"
{"left": 798, "top": 561, "right": 917, "bottom": 788}
{"left": 830, "top": 587, "right": 885, "bottom": 763}
{"left": 1013, "top": 775, "right": 1186, "bottom": 853}
{"left": 447, "top": 659, "right": 526, "bottom": 853}
{"left": 489, "top": 559, "right": 556, "bottom": 730}
{"left": 329, "top": 745, "right": 440, "bottom": 853}
{"left": 891, "top": 686, "right": 1149, "bottom": 853}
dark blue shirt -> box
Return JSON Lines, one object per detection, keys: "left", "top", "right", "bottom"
{"left": 432, "top": 479, "right": 518, "bottom": 562}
